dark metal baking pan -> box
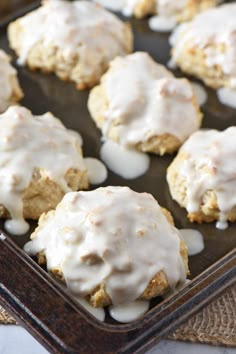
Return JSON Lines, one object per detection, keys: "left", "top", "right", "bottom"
{"left": 0, "top": 0, "right": 37, "bottom": 23}
{"left": 0, "top": 1, "right": 235, "bottom": 353}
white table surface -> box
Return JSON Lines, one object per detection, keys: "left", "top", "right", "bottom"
{"left": 0, "top": 325, "right": 235, "bottom": 354}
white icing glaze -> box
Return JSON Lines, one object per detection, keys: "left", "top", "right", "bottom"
{"left": 75, "top": 296, "right": 105, "bottom": 322}
{"left": 68, "top": 129, "right": 83, "bottom": 146}
{"left": 109, "top": 300, "right": 149, "bottom": 323}
{"left": 167, "top": 58, "right": 177, "bottom": 70}
{"left": 95, "top": 0, "right": 188, "bottom": 20}
{"left": 169, "top": 23, "right": 187, "bottom": 47}
{"left": 122, "top": 0, "right": 142, "bottom": 16}
{"left": 217, "top": 87, "right": 236, "bottom": 109}
{"left": 83, "top": 157, "right": 108, "bottom": 185}
{"left": 171, "top": 128, "right": 236, "bottom": 229}
{"left": 0, "top": 233, "right": 6, "bottom": 241}
{"left": 190, "top": 82, "right": 208, "bottom": 106}
{"left": 24, "top": 186, "right": 186, "bottom": 305}
{"left": 149, "top": 16, "right": 176, "bottom": 33}
{"left": 100, "top": 140, "right": 150, "bottom": 179}
{"left": 94, "top": 0, "right": 222, "bottom": 23}
{"left": 0, "top": 106, "right": 86, "bottom": 235}
{"left": 5, "top": 218, "right": 29, "bottom": 235}
{"left": 100, "top": 52, "right": 201, "bottom": 147}
{"left": 156, "top": 0, "right": 188, "bottom": 18}
{"left": 180, "top": 229, "right": 204, "bottom": 256}
{"left": 216, "top": 219, "right": 228, "bottom": 231}
{"left": 0, "top": 49, "right": 21, "bottom": 113}
{"left": 93, "top": 0, "right": 141, "bottom": 16}
{"left": 94, "top": 0, "right": 126, "bottom": 12}
{"left": 15, "top": 0, "right": 131, "bottom": 80}
{"left": 171, "top": 4, "right": 236, "bottom": 88}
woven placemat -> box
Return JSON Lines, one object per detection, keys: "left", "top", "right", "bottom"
{"left": 0, "top": 285, "right": 235, "bottom": 346}
{"left": 0, "top": 306, "right": 16, "bottom": 325}
{"left": 169, "top": 284, "right": 236, "bottom": 346}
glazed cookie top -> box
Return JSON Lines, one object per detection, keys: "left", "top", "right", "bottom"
{"left": 170, "top": 127, "right": 236, "bottom": 230}
{"left": 12, "top": 0, "right": 132, "bottom": 70}
{"left": 0, "top": 49, "right": 22, "bottom": 112}
{"left": 94, "top": 0, "right": 221, "bottom": 18}
{"left": 171, "top": 3, "right": 236, "bottom": 88}
{"left": 25, "top": 186, "right": 186, "bottom": 305}
{"left": 100, "top": 52, "right": 201, "bottom": 146}
{"left": 93, "top": 0, "right": 140, "bottom": 15}
{"left": 0, "top": 105, "right": 86, "bottom": 234}
{"left": 157, "top": 0, "right": 189, "bottom": 17}
{"left": 94, "top": 0, "right": 189, "bottom": 17}
{"left": 156, "top": 0, "right": 222, "bottom": 17}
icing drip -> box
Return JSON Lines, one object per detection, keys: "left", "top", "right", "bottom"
{"left": 190, "top": 82, "right": 208, "bottom": 106}
{"left": 0, "top": 106, "right": 86, "bottom": 235}
{"left": 24, "top": 186, "right": 186, "bottom": 306}
{"left": 149, "top": 15, "right": 176, "bottom": 33}
{"left": 0, "top": 233, "right": 6, "bottom": 241}
{"left": 5, "top": 218, "right": 29, "bottom": 236}
{"left": 180, "top": 229, "right": 204, "bottom": 256}
{"left": 93, "top": 0, "right": 142, "bottom": 16}
{"left": 217, "top": 87, "right": 236, "bottom": 109}
{"left": 109, "top": 300, "right": 149, "bottom": 323}
{"left": 100, "top": 140, "right": 150, "bottom": 179}
{"left": 84, "top": 157, "right": 108, "bottom": 184}
{"left": 167, "top": 58, "right": 177, "bottom": 70}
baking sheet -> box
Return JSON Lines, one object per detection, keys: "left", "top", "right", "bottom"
{"left": 0, "top": 0, "right": 36, "bottom": 22}
{"left": 1, "top": 2, "right": 235, "bottom": 278}
{"left": 0, "top": 1, "right": 235, "bottom": 353}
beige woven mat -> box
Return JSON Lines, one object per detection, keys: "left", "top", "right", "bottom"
{"left": 169, "top": 284, "right": 236, "bottom": 346}
{"left": 0, "top": 285, "right": 235, "bottom": 346}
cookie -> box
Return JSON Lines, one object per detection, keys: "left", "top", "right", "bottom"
{"left": 167, "top": 127, "right": 236, "bottom": 229}
{"left": 25, "top": 186, "right": 189, "bottom": 307}
{"left": 94, "top": 0, "right": 221, "bottom": 21}
{"left": 94, "top": 0, "right": 156, "bottom": 19}
{"left": 88, "top": 52, "right": 202, "bottom": 155}
{"left": 8, "top": 0, "right": 133, "bottom": 90}
{"left": 170, "top": 3, "right": 236, "bottom": 89}
{"left": 0, "top": 105, "right": 88, "bottom": 235}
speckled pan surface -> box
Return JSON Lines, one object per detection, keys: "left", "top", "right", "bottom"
{"left": 0, "top": 1, "right": 235, "bottom": 354}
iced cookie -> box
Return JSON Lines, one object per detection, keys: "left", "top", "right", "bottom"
{"left": 0, "top": 106, "right": 88, "bottom": 235}
{"left": 88, "top": 52, "right": 202, "bottom": 155}
{"left": 170, "top": 3, "right": 236, "bottom": 89}
{"left": 156, "top": 0, "right": 222, "bottom": 23}
{"left": 0, "top": 49, "right": 23, "bottom": 113}
{"left": 8, "top": 0, "right": 133, "bottom": 89}
{"left": 24, "top": 186, "right": 188, "bottom": 308}
{"left": 93, "top": 0, "right": 156, "bottom": 19}
{"left": 94, "top": 0, "right": 221, "bottom": 21}
{"left": 167, "top": 127, "right": 236, "bottom": 230}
